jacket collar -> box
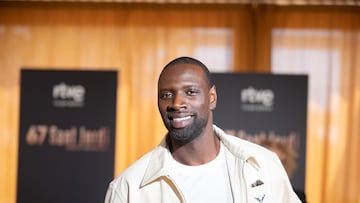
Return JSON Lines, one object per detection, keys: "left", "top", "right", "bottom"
{"left": 140, "top": 137, "right": 170, "bottom": 187}
{"left": 213, "top": 125, "right": 261, "bottom": 171}
{"left": 140, "top": 125, "right": 261, "bottom": 187}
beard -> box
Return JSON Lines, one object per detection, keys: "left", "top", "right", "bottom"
{"left": 165, "top": 114, "right": 208, "bottom": 144}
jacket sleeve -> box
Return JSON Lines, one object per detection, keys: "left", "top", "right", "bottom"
{"left": 104, "top": 178, "right": 129, "bottom": 203}
{"left": 272, "top": 152, "right": 302, "bottom": 203}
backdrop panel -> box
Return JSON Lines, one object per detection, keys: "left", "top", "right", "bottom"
{"left": 17, "top": 70, "right": 117, "bottom": 203}
{"left": 212, "top": 73, "right": 307, "bottom": 193}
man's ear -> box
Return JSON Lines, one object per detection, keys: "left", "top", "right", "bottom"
{"left": 209, "top": 85, "right": 217, "bottom": 110}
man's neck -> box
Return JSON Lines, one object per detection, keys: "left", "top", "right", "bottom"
{"left": 169, "top": 131, "right": 220, "bottom": 166}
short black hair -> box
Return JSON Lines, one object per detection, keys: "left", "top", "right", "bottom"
{"left": 159, "top": 56, "right": 214, "bottom": 88}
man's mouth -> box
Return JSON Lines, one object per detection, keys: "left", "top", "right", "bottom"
{"left": 172, "top": 116, "right": 192, "bottom": 122}
{"left": 169, "top": 115, "right": 193, "bottom": 128}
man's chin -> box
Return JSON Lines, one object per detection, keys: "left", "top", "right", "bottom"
{"left": 169, "top": 129, "right": 201, "bottom": 144}
{"left": 169, "top": 129, "right": 189, "bottom": 142}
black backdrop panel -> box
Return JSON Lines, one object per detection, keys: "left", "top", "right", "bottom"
{"left": 17, "top": 70, "right": 117, "bottom": 203}
{"left": 212, "top": 73, "right": 307, "bottom": 191}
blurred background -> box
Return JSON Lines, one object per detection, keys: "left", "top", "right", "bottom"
{"left": 0, "top": 0, "right": 359, "bottom": 202}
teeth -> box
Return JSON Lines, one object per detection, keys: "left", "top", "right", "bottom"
{"left": 173, "top": 116, "right": 191, "bottom": 122}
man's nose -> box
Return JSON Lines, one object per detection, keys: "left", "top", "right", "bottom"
{"left": 169, "top": 94, "right": 186, "bottom": 111}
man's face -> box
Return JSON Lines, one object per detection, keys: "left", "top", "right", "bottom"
{"left": 158, "top": 63, "right": 217, "bottom": 143}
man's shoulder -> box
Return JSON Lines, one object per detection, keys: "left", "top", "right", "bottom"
{"left": 215, "top": 126, "right": 268, "bottom": 150}
{"left": 110, "top": 148, "right": 157, "bottom": 186}
{"left": 214, "top": 125, "right": 279, "bottom": 163}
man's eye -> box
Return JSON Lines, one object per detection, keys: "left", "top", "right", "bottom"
{"left": 160, "top": 92, "right": 173, "bottom": 99}
{"left": 186, "top": 89, "right": 199, "bottom": 95}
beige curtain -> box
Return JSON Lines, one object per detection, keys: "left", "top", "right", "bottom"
{"left": 0, "top": 3, "right": 256, "bottom": 203}
{"left": 0, "top": 2, "right": 359, "bottom": 203}
{"left": 270, "top": 6, "right": 360, "bottom": 203}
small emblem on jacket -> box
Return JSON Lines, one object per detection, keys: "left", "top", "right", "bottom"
{"left": 254, "top": 194, "right": 265, "bottom": 203}
{"left": 251, "top": 179, "right": 264, "bottom": 187}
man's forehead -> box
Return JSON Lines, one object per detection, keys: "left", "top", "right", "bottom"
{"left": 161, "top": 67, "right": 204, "bottom": 83}
{"left": 160, "top": 64, "right": 205, "bottom": 79}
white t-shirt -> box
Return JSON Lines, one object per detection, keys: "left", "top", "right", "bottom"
{"left": 167, "top": 143, "right": 233, "bottom": 203}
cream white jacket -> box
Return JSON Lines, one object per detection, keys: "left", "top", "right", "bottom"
{"left": 105, "top": 125, "right": 301, "bottom": 203}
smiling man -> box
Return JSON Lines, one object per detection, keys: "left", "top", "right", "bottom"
{"left": 104, "top": 57, "right": 301, "bottom": 203}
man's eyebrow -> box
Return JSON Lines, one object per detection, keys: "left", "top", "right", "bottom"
{"left": 158, "top": 88, "right": 172, "bottom": 92}
{"left": 184, "top": 84, "right": 199, "bottom": 88}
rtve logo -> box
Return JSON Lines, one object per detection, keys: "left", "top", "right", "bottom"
{"left": 52, "top": 82, "right": 85, "bottom": 107}
{"left": 240, "top": 86, "right": 274, "bottom": 111}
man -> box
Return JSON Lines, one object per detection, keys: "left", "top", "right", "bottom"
{"left": 105, "top": 56, "right": 301, "bottom": 203}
